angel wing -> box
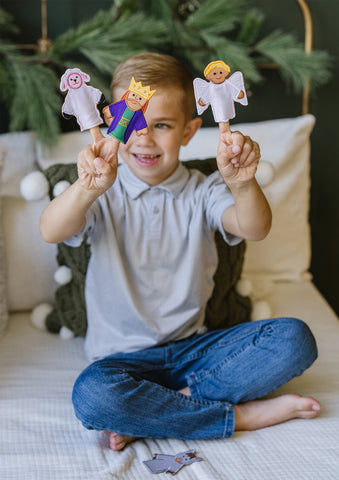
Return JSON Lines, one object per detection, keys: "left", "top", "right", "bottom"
{"left": 193, "top": 77, "right": 210, "bottom": 115}
{"left": 227, "top": 71, "right": 248, "bottom": 105}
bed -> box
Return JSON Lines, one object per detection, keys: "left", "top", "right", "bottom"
{"left": 1, "top": 4, "right": 339, "bottom": 480}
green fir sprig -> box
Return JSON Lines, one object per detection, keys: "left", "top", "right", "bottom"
{"left": 0, "top": 0, "right": 332, "bottom": 145}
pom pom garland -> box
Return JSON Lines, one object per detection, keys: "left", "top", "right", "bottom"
{"left": 255, "top": 160, "right": 275, "bottom": 187}
{"left": 53, "top": 180, "right": 71, "bottom": 197}
{"left": 54, "top": 265, "right": 73, "bottom": 285}
{"left": 20, "top": 171, "right": 49, "bottom": 201}
{"left": 31, "top": 303, "right": 53, "bottom": 330}
{"left": 236, "top": 278, "right": 253, "bottom": 297}
{"left": 59, "top": 326, "right": 75, "bottom": 340}
{"left": 251, "top": 300, "right": 273, "bottom": 321}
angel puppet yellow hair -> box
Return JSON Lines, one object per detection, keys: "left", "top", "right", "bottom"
{"left": 204, "top": 60, "right": 231, "bottom": 78}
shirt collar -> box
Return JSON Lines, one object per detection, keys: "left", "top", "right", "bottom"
{"left": 118, "top": 162, "right": 190, "bottom": 200}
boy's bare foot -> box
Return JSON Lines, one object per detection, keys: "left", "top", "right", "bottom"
{"left": 234, "top": 393, "right": 321, "bottom": 432}
{"left": 102, "top": 431, "right": 137, "bottom": 451}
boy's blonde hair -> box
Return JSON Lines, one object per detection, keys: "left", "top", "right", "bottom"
{"left": 111, "top": 52, "right": 195, "bottom": 120}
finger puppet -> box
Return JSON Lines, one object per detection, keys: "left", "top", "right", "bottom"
{"left": 60, "top": 68, "right": 105, "bottom": 142}
{"left": 193, "top": 60, "right": 248, "bottom": 132}
{"left": 103, "top": 76, "right": 156, "bottom": 144}
{"left": 143, "top": 449, "right": 202, "bottom": 475}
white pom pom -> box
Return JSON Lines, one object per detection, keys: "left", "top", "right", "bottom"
{"left": 20, "top": 171, "right": 49, "bottom": 201}
{"left": 54, "top": 265, "right": 73, "bottom": 285}
{"left": 31, "top": 303, "right": 53, "bottom": 330}
{"left": 236, "top": 278, "right": 253, "bottom": 297}
{"left": 59, "top": 326, "right": 75, "bottom": 340}
{"left": 53, "top": 180, "right": 71, "bottom": 197}
{"left": 256, "top": 161, "right": 275, "bottom": 187}
{"left": 251, "top": 300, "right": 272, "bottom": 321}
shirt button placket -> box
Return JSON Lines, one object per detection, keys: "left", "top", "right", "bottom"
{"left": 149, "top": 189, "right": 162, "bottom": 239}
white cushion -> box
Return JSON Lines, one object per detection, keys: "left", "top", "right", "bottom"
{"left": 0, "top": 131, "right": 37, "bottom": 197}
{"left": 37, "top": 129, "right": 97, "bottom": 170}
{"left": 2, "top": 196, "right": 58, "bottom": 311}
{"left": 180, "top": 115, "right": 315, "bottom": 282}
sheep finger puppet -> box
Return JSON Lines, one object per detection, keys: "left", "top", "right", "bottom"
{"left": 60, "top": 68, "right": 105, "bottom": 143}
{"left": 193, "top": 60, "right": 248, "bottom": 133}
{"left": 103, "top": 76, "right": 156, "bottom": 147}
{"left": 143, "top": 449, "right": 202, "bottom": 475}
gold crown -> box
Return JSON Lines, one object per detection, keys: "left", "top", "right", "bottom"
{"left": 129, "top": 77, "right": 156, "bottom": 101}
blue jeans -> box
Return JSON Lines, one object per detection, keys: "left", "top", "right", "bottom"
{"left": 72, "top": 318, "right": 317, "bottom": 440}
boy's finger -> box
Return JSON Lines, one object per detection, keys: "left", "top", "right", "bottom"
{"left": 223, "top": 130, "right": 244, "bottom": 157}
{"left": 78, "top": 146, "right": 96, "bottom": 173}
{"left": 93, "top": 156, "right": 112, "bottom": 174}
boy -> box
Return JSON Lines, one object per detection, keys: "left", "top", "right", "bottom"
{"left": 40, "top": 53, "right": 320, "bottom": 451}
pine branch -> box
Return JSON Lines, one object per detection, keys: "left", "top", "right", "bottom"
{"left": 0, "top": 0, "right": 333, "bottom": 145}
{"left": 236, "top": 8, "right": 264, "bottom": 45}
{"left": 0, "top": 8, "right": 19, "bottom": 37}
{"left": 7, "top": 57, "right": 61, "bottom": 144}
{"left": 186, "top": 0, "right": 246, "bottom": 35}
{"left": 199, "top": 34, "right": 262, "bottom": 84}
{"left": 255, "top": 31, "right": 332, "bottom": 91}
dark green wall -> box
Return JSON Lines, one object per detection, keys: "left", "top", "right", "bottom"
{"left": 248, "top": 0, "right": 339, "bottom": 317}
{"left": 0, "top": 0, "right": 338, "bottom": 315}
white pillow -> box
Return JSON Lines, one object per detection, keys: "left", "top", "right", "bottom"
{"left": 37, "top": 129, "right": 100, "bottom": 170}
{"left": 0, "top": 131, "right": 37, "bottom": 197}
{"left": 180, "top": 115, "right": 315, "bottom": 282}
{"left": 3, "top": 196, "right": 58, "bottom": 311}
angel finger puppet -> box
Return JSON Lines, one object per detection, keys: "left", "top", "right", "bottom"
{"left": 143, "top": 449, "right": 203, "bottom": 475}
{"left": 103, "top": 76, "right": 156, "bottom": 145}
{"left": 193, "top": 60, "right": 248, "bottom": 132}
{"left": 60, "top": 68, "right": 105, "bottom": 142}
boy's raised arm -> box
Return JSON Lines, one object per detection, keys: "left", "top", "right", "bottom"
{"left": 40, "top": 137, "right": 118, "bottom": 244}
{"left": 217, "top": 130, "right": 272, "bottom": 241}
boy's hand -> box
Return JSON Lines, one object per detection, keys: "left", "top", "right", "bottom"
{"left": 78, "top": 136, "right": 119, "bottom": 193}
{"left": 217, "top": 130, "right": 260, "bottom": 187}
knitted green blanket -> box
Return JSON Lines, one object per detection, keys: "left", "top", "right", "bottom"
{"left": 44, "top": 160, "right": 251, "bottom": 337}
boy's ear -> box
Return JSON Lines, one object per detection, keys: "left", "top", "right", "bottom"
{"left": 181, "top": 117, "right": 202, "bottom": 146}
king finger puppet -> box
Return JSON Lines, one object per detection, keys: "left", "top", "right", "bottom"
{"left": 143, "top": 449, "right": 203, "bottom": 475}
{"left": 60, "top": 68, "right": 106, "bottom": 143}
{"left": 103, "top": 76, "right": 156, "bottom": 146}
{"left": 193, "top": 60, "right": 248, "bottom": 133}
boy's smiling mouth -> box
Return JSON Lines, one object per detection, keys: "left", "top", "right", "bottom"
{"left": 132, "top": 153, "right": 161, "bottom": 167}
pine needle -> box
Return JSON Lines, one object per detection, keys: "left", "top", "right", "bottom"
{"left": 255, "top": 31, "right": 332, "bottom": 91}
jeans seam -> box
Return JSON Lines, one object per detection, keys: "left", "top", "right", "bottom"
{"left": 165, "top": 329, "right": 262, "bottom": 367}
{"left": 223, "top": 405, "right": 235, "bottom": 438}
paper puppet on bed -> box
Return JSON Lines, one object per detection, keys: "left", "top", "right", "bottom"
{"left": 193, "top": 60, "right": 248, "bottom": 132}
{"left": 143, "top": 449, "right": 202, "bottom": 475}
{"left": 60, "top": 68, "right": 105, "bottom": 136}
{"left": 103, "top": 77, "right": 156, "bottom": 144}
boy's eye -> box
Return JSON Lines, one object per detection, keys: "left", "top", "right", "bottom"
{"left": 155, "top": 123, "right": 170, "bottom": 129}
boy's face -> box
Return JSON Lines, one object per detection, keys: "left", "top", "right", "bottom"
{"left": 116, "top": 87, "right": 201, "bottom": 186}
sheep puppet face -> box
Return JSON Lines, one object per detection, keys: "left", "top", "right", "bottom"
{"left": 60, "top": 68, "right": 90, "bottom": 92}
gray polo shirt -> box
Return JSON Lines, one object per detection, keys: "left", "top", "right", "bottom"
{"left": 67, "top": 162, "right": 240, "bottom": 360}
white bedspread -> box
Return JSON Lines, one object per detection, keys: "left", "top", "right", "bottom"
{"left": 1, "top": 282, "right": 338, "bottom": 480}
